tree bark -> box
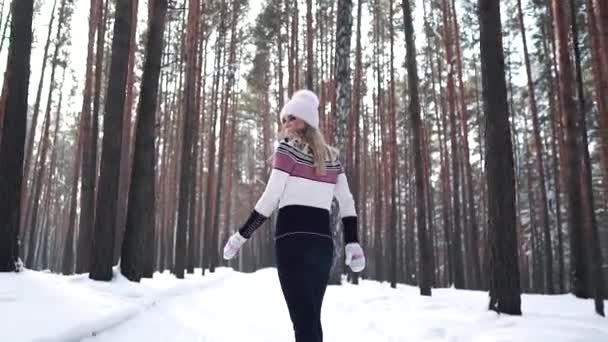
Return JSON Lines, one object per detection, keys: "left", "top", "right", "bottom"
{"left": 330, "top": 0, "right": 353, "bottom": 283}
{"left": 0, "top": 0, "right": 34, "bottom": 272}
{"left": 121, "top": 0, "right": 168, "bottom": 282}
{"left": 551, "top": 0, "right": 589, "bottom": 299}
{"left": 441, "top": 0, "right": 465, "bottom": 289}
{"left": 20, "top": 0, "right": 57, "bottom": 235}
{"left": 569, "top": 0, "right": 605, "bottom": 315}
{"left": 585, "top": 0, "right": 608, "bottom": 196}
{"left": 76, "top": 0, "right": 100, "bottom": 274}
{"left": 114, "top": 0, "right": 139, "bottom": 263}
{"left": 479, "top": 0, "right": 521, "bottom": 315}
{"left": 403, "top": 0, "right": 431, "bottom": 296}
{"left": 306, "top": 0, "right": 313, "bottom": 90}
{"left": 175, "top": 0, "right": 201, "bottom": 279}
{"left": 540, "top": 15, "right": 566, "bottom": 293}
{"left": 517, "top": 0, "right": 553, "bottom": 294}
{"left": 89, "top": 0, "right": 136, "bottom": 281}
{"left": 211, "top": 0, "right": 239, "bottom": 273}
{"left": 451, "top": 0, "right": 481, "bottom": 289}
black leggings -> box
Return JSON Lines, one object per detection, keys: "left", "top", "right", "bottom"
{"left": 275, "top": 234, "right": 334, "bottom": 342}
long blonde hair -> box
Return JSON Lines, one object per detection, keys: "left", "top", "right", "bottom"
{"left": 281, "top": 126, "right": 338, "bottom": 175}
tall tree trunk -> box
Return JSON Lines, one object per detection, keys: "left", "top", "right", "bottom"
{"left": 114, "top": 0, "right": 140, "bottom": 263}
{"left": 188, "top": 4, "right": 204, "bottom": 273}
{"left": 22, "top": 0, "right": 66, "bottom": 261}
{"left": 202, "top": 9, "right": 225, "bottom": 273}
{"left": 523, "top": 112, "right": 543, "bottom": 292}
{"left": 37, "top": 71, "right": 63, "bottom": 270}
{"left": 388, "top": 0, "right": 398, "bottom": 289}
{"left": 286, "top": 0, "right": 293, "bottom": 97}
{"left": 20, "top": 0, "right": 57, "bottom": 236}
{"left": 517, "top": 0, "right": 553, "bottom": 294}
{"left": 76, "top": 0, "right": 100, "bottom": 274}
{"left": 330, "top": 0, "right": 353, "bottom": 283}
{"left": 451, "top": 0, "right": 481, "bottom": 289}
{"left": 89, "top": 0, "right": 136, "bottom": 281}
{"left": 551, "top": 0, "right": 589, "bottom": 299}
{"left": 586, "top": 0, "right": 608, "bottom": 198}
{"left": 479, "top": 0, "right": 521, "bottom": 315}
{"left": 0, "top": 0, "right": 34, "bottom": 271}
{"left": 25, "top": 70, "right": 56, "bottom": 269}
{"left": 569, "top": 0, "right": 605, "bottom": 315}
{"left": 306, "top": 0, "right": 313, "bottom": 90}
{"left": 441, "top": 0, "right": 464, "bottom": 289}
{"left": 540, "top": 17, "right": 566, "bottom": 293}
{"left": 211, "top": 0, "right": 239, "bottom": 273}
{"left": 121, "top": 0, "right": 168, "bottom": 282}
{"left": 294, "top": 0, "right": 300, "bottom": 90}
{"left": 195, "top": 20, "right": 209, "bottom": 269}
{"left": 175, "top": 0, "right": 200, "bottom": 279}
{"left": 347, "top": 0, "right": 363, "bottom": 285}
{"left": 92, "top": 0, "right": 109, "bottom": 180}
{"left": 403, "top": 0, "right": 431, "bottom": 296}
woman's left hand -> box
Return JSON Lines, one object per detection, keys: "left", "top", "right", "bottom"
{"left": 344, "top": 243, "right": 366, "bottom": 272}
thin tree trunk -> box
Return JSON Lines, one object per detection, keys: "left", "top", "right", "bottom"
{"left": 286, "top": 0, "right": 293, "bottom": 97}
{"left": 20, "top": 0, "right": 58, "bottom": 237}
{"left": 76, "top": 0, "right": 100, "bottom": 274}
{"left": 403, "top": 0, "right": 431, "bottom": 296}
{"left": 306, "top": 0, "right": 313, "bottom": 90}
{"left": 25, "top": 77, "right": 55, "bottom": 268}
{"left": 585, "top": 0, "right": 608, "bottom": 197}
{"left": 441, "top": 0, "right": 464, "bottom": 289}
{"left": 517, "top": 0, "right": 554, "bottom": 293}
{"left": 211, "top": 0, "right": 239, "bottom": 273}
{"left": 175, "top": 0, "right": 201, "bottom": 279}
{"left": 202, "top": 10, "right": 225, "bottom": 272}
{"left": 388, "top": 0, "right": 398, "bottom": 289}
{"left": 451, "top": 0, "right": 481, "bottom": 290}
{"left": 276, "top": 0, "right": 284, "bottom": 126}
{"left": 541, "top": 16, "right": 566, "bottom": 293}
{"left": 38, "top": 70, "right": 63, "bottom": 270}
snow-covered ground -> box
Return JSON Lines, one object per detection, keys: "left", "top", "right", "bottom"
{"left": 2, "top": 267, "right": 607, "bottom": 342}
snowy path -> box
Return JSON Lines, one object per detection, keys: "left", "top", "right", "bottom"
{"left": 84, "top": 269, "right": 608, "bottom": 342}
{"left": 3, "top": 268, "right": 608, "bottom": 341}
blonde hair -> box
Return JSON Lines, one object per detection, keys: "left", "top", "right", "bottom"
{"left": 280, "top": 125, "right": 338, "bottom": 175}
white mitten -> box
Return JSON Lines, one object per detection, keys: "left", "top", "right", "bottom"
{"left": 345, "top": 243, "right": 366, "bottom": 272}
{"left": 223, "top": 232, "right": 248, "bottom": 260}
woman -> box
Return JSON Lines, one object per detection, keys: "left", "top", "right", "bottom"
{"left": 222, "top": 89, "right": 365, "bottom": 342}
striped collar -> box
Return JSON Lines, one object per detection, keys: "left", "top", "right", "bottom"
{"left": 280, "top": 136, "right": 339, "bottom": 163}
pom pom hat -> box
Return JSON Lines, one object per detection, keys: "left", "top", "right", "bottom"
{"left": 280, "top": 89, "right": 320, "bottom": 129}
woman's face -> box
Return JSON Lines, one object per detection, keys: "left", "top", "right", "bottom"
{"left": 282, "top": 114, "right": 307, "bottom": 134}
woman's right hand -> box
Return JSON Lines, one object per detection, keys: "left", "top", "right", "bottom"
{"left": 223, "top": 232, "right": 248, "bottom": 260}
{"left": 345, "top": 243, "right": 366, "bottom": 272}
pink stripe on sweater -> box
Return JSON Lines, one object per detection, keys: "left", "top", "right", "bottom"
{"left": 273, "top": 150, "right": 296, "bottom": 173}
{"left": 273, "top": 146, "right": 341, "bottom": 183}
{"left": 291, "top": 162, "right": 340, "bottom": 183}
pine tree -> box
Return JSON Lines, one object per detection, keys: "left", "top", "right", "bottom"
{"left": 121, "top": 0, "right": 169, "bottom": 282}
{"left": 403, "top": 0, "right": 431, "bottom": 296}
{"left": 89, "top": 0, "right": 136, "bottom": 281}
{"left": 479, "top": 0, "right": 521, "bottom": 315}
{"left": 0, "top": 0, "right": 35, "bottom": 272}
